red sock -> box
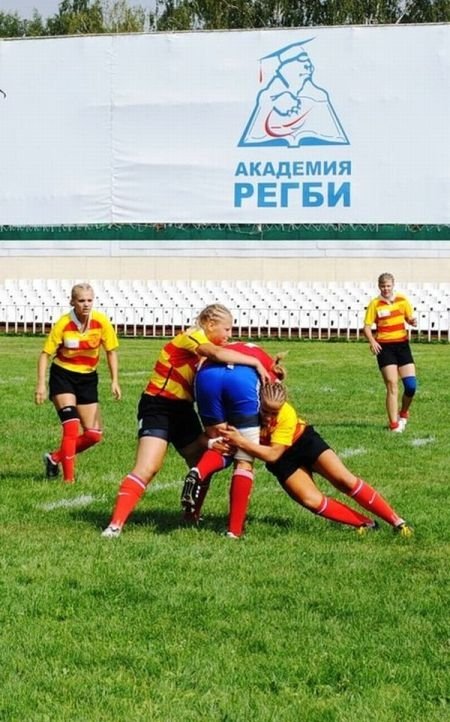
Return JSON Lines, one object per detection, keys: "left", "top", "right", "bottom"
{"left": 228, "top": 469, "right": 253, "bottom": 537}
{"left": 349, "top": 479, "right": 402, "bottom": 527}
{"left": 60, "top": 418, "right": 80, "bottom": 483}
{"left": 315, "top": 496, "right": 373, "bottom": 527}
{"left": 76, "top": 428, "right": 103, "bottom": 454}
{"left": 399, "top": 410, "right": 409, "bottom": 420}
{"left": 53, "top": 428, "right": 103, "bottom": 463}
{"left": 110, "top": 473, "right": 147, "bottom": 527}
{"left": 196, "top": 450, "right": 227, "bottom": 480}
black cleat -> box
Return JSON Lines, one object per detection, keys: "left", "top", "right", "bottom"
{"left": 180, "top": 469, "right": 202, "bottom": 512}
{"left": 43, "top": 452, "right": 59, "bottom": 479}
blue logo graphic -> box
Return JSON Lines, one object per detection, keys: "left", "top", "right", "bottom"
{"left": 238, "top": 39, "right": 349, "bottom": 148}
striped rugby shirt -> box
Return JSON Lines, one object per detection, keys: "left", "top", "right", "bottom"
{"left": 43, "top": 309, "right": 119, "bottom": 373}
{"left": 364, "top": 293, "right": 414, "bottom": 344}
{"left": 144, "top": 327, "right": 209, "bottom": 402}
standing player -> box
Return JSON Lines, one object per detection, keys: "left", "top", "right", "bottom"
{"left": 102, "top": 304, "right": 271, "bottom": 538}
{"left": 222, "top": 383, "right": 414, "bottom": 537}
{"left": 363, "top": 273, "right": 417, "bottom": 432}
{"left": 35, "top": 282, "right": 122, "bottom": 483}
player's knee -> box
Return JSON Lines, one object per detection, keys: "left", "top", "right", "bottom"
{"left": 402, "top": 376, "right": 417, "bottom": 398}
{"left": 57, "top": 405, "right": 79, "bottom": 423}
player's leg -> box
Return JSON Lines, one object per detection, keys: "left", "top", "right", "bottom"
{"left": 313, "top": 449, "right": 410, "bottom": 530}
{"left": 103, "top": 392, "right": 178, "bottom": 537}
{"left": 227, "top": 459, "right": 255, "bottom": 538}
{"left": 398, "top": 362, "right": 417, "bottom": 426}
{"left": 282, "top": 467, "right": 374, "bottom": 528}
{"left": 50, "top": 392, "right": 80, "bottom": 483}
{"left": 180, "top": 425, "right": 233, "bottom": 514}
{"left": 102, "top": 435, "right": 168, "bottom": 537}
{"left": 380, "top": 364, "right": 401, "bottom": 430}
{"left": 75, "top": 402, "right": 103, "bottom": 454}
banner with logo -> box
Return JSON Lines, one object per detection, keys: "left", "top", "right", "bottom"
{"left": 0, "top": 24, "right": 449, "bottom": 225}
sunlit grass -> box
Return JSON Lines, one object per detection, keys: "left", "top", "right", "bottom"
{"left": 0, "top": 336, "right": 448, "bottom": 721}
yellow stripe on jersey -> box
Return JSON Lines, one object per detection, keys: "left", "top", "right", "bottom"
{"left": 364, "top": 293, "right": 414, "bottom": 343}
{"left": 43, "top": 309, "right": 119, "bottom": 373}
{"left": 145, "top": 326, "right": 209, "bottom": 402}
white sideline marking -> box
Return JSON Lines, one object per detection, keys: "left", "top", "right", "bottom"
{"left": 410, "top": 436, "right": 435, "bottom": 447}
{"left": 340, "top": 447, "right": 366, "bottom": 459}
{"left": 149, "top": 480, "right": 182, "bottom": 492}
{"left": 38, "top": 494, "right": 98, "bottom": 511}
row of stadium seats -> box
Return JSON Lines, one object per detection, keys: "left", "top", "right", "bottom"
{"left": 1, "top": 278, "right": 450, "bottom": 340}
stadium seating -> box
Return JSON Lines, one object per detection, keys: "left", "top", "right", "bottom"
{"left": 0, "top": 279, "right": 449, "bottom": 340}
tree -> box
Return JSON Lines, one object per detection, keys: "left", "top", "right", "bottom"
{"left": 0, "top": 11, "right": 27, "bottom": 37}
{"left": 154, "top": 0, "right": 450, "bottom": 30}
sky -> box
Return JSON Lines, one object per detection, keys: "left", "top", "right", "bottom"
{"left": 0, "top": 0, "right": 156, "bottom": 18}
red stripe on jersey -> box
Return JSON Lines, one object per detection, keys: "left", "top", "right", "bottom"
{"left": 153, "top": 360, "right": 193, "bottom": 394}
{"left": 163, "top": 341, "right": 199, "bottom": 369}
{"left": 56, "top": 351, "right": 98, "bottom": 367}
{"left": 145, "top": 384, "right": 181, "bottom": 400}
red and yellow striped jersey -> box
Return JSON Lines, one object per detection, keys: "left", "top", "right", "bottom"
{"left": 260, "top": 402, "right": 306, "bottom": 448}
{"left": 364, "top": 293, "right": 414, "bottom": 343}
{"left": 43, "top": 309, "right": 119, "bottom": 373}
{"left": 144, "top": 326, "right": 209, "bottom": 402}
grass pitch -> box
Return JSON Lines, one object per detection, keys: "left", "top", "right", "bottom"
{"left": 0, "top": 336, "right": 449, "bottom": 722}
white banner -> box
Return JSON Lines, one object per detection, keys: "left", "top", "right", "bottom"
{"left": 0, "top": 24, "right": 449, "bottom": 225}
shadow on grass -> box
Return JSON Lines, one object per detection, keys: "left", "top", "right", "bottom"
{"left": 68, "top": 506, "right": 317, "bottom": 537}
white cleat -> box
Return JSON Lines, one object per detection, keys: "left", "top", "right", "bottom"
{"left": 101, "top": 524, "right": 122, "bottom": 539}
{"left": 398, "top": 417, "right": 408, "bottom": 431}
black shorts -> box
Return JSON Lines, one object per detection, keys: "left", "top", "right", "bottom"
{"left": 266, "top": 425, "right": 330, "bottom": 486}
{"left": 377, "top": 341, "right": 414, "bottom": 370}
{"left": 137, "top": 393, "right": 203, "bottom": 451}
{"left": 49, "top": 364, "right": 98, "bottom": 404}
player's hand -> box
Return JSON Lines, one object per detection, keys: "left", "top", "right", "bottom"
{"left": 34, "top": 385, "right": 46, "bottom": 405}
{"left": 370, "top": 342, "right": 382, "bottom": 355}
{"left": 111, "top": 382, "right": 122, "bottom": 400}
{"left": 222, "top": 426, "right": 243, "bottom": 446}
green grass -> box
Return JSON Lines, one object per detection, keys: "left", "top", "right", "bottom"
{"left": 0, "top": 337, "right": 449, "bottom": 722}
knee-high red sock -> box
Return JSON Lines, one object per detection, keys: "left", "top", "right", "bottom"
{"left": 195, "top": 450, "right": 228, "bottom": 481}
{"left": 53, "top": 428, "right": 103, "bottom": 463}
{"left": 76, "top": 428, "right": 103, "bottom": 454}
{"left": 60, "top": 418, "right": 80, "bottom": 483}
{"left": 228, "top": 469, "right": 254, "bottom": 537}
{"left": 315, "top": 496, "right": 374, "bottom": 527}
{"left": 349, "top": 479, "right": 403, "bottom": 527}
{"left": 110, "top": 473, "right": 147, "bottom": 527}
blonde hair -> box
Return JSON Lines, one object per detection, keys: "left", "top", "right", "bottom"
{"left": 196, "top": 303, "right": 232, "bottom": 328}
{"left": 272, "top": 352, "right": 288, "bottom": 381}
{"left": 71, "top": 283, "right": 94, "bottom": 301}
{"left": 378, "top": 273, "right": 394, "bottom": 286}
{"left": 261, "top": 382, "right": 288, "bottom": 408}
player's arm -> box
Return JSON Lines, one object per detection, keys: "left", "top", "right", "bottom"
{"left": 197, "top": 342, "right": 271, "bottom": 383}
{"left": 222, "top": 426, "right": 286, "bottom": 463}
{"left": 404, "top": 299, "right": 417, "bottom": 327}
{"left": 35, "top": 351, "right": 50, "bottom": 405}
{"left": 363, "top": 303, "right": 382, "bottom": 354}
{"left": 106, "top": 349, "right": 121, "bottom": 400}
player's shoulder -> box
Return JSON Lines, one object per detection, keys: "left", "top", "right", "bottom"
{"left": 91, "top": 309, "right": 113, "bottom": 325}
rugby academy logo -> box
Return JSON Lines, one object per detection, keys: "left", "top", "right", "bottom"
{"left": 238, "top": 39, "right": 349, "bottom": 148}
